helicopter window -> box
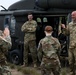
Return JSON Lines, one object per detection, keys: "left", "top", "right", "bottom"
{"left": 4, "top": 15, "right": 10, "bottom": 28}
{"left": 10, "top": 15, "right": 16, "bottom": 34}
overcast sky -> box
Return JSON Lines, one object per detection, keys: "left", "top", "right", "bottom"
{"left": 0, "top": 0, "right": 20, "bottom": 10}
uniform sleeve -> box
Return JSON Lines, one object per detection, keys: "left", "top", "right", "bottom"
{"left": 34, "top": 20, "right": 37, "bottom": 27}
{"left": 28, "top": 20, "right": 37, "bottom": 32}
{"left": 21, "top": 22, "right": 28, "bottom": 32}
{"left": 0, "top": 37, "right": 9, "bottom": 54}
{"left": 21, "top": 21, "right": 32, "bottom": 32}
{"left": 67, "top": 25, "right": 70, "bottom": 35}
{"left": 21, "top": 21, "right": 37, "bottom": 32}
{"left": 0, "top": 35, "right": 12, "bottom": 49}
{"left": 37, "top": 40, "right": 43, "bottom": 62}
{"left": 0, "top": 38, "right": 4, "bottom": 46}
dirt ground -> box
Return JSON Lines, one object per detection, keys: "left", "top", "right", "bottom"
{"left": 10, "top": 69, "right": 24, "bottom": 75}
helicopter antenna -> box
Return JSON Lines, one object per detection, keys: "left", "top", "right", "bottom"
{"left": 0, "top": 5, "right": 7, "bottom": 10}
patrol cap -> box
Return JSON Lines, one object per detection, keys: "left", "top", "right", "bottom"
{"left": 45, "top": 26, "right": 53, "bottom": 33}
{"left": 43, "top": 17, "right": 48, "bottom": 22}
{"left": 37, "top": 17, "right": 41, "bottom": 22}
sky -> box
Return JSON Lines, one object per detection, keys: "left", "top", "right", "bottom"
{"left": 0, "top": 0, "right": 20, "bottom": 10}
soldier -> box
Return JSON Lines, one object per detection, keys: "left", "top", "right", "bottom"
{"left": 21, "top": 13, "right": 37, "bottom": 67}
{"left": 0, "top": 28, "right": 12, "bottom": 75}
{"left": 68, "top": 11, "right": 76, "bottom": 75}
{"left": 37, "top": 26, "right": 61, "bottom": 75}
{"left": 3, "top": 27, "right": 12, "bottom": 48}
{"left": 61, "top": 11, "right": 76, "bottom": 75}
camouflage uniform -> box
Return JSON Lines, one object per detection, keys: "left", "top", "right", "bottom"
{"left": 0, "top": 31, "right": 12, "bottom": 74}
{"left": 67, "top": 22, "right": 76, "bottom": 75}
{"left": 37, "top": 35, "right": 61, "bottom": 75}
{"left": 21, "top": 20, "right": 37, "bottom": 66}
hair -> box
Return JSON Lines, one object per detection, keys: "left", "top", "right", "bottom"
{"left": 45, "top": 26, "right": 53, "bottom": 33}
{"left": 28, "top": 13, "right": 33, "bottom": 16}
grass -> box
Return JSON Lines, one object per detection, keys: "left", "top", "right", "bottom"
{"left": 7, "top": 63, "right": 41, "bottom": 75}
{"left": 61, "top": 68, "right": 68, "bottom": 75}
{"left": 7, "top": 63, "right": 16, "bottom": 69}
{"left": 8, "top": 63, "right": 69, "bottom": 75}
{"left": 19, "top": 67, "right": 41, "bottom": 75}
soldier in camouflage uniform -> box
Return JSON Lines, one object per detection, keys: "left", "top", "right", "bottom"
{"left": 61, "top": 11, "right": 76, "bottom": 75}
{"left": 21, "top": 13, "right": 37, "bottom": 67}
{"left": 0, "top": 30, "right": 6, "bottom": 66}
{"left": 3, "top": 27, "right": 12, "bottom": 49}
{"left": 37, "top": 26, "right": 61, "bottom": 75}
{"left": 0, "top": 28, "right": 12, "bottom": 75}
{"left": 68, "top": 11, "right": 76, "bottom": 75}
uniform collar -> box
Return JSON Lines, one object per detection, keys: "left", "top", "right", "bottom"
{"left": 46, "top": 33, "right": 52, "bottom": 36}
{"left": 71, "top": 21, "right": 76, "bottom": 26}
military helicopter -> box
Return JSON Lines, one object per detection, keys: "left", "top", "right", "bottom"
{"left": 0, "top": 0, "right": 75, "bottom": 65}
